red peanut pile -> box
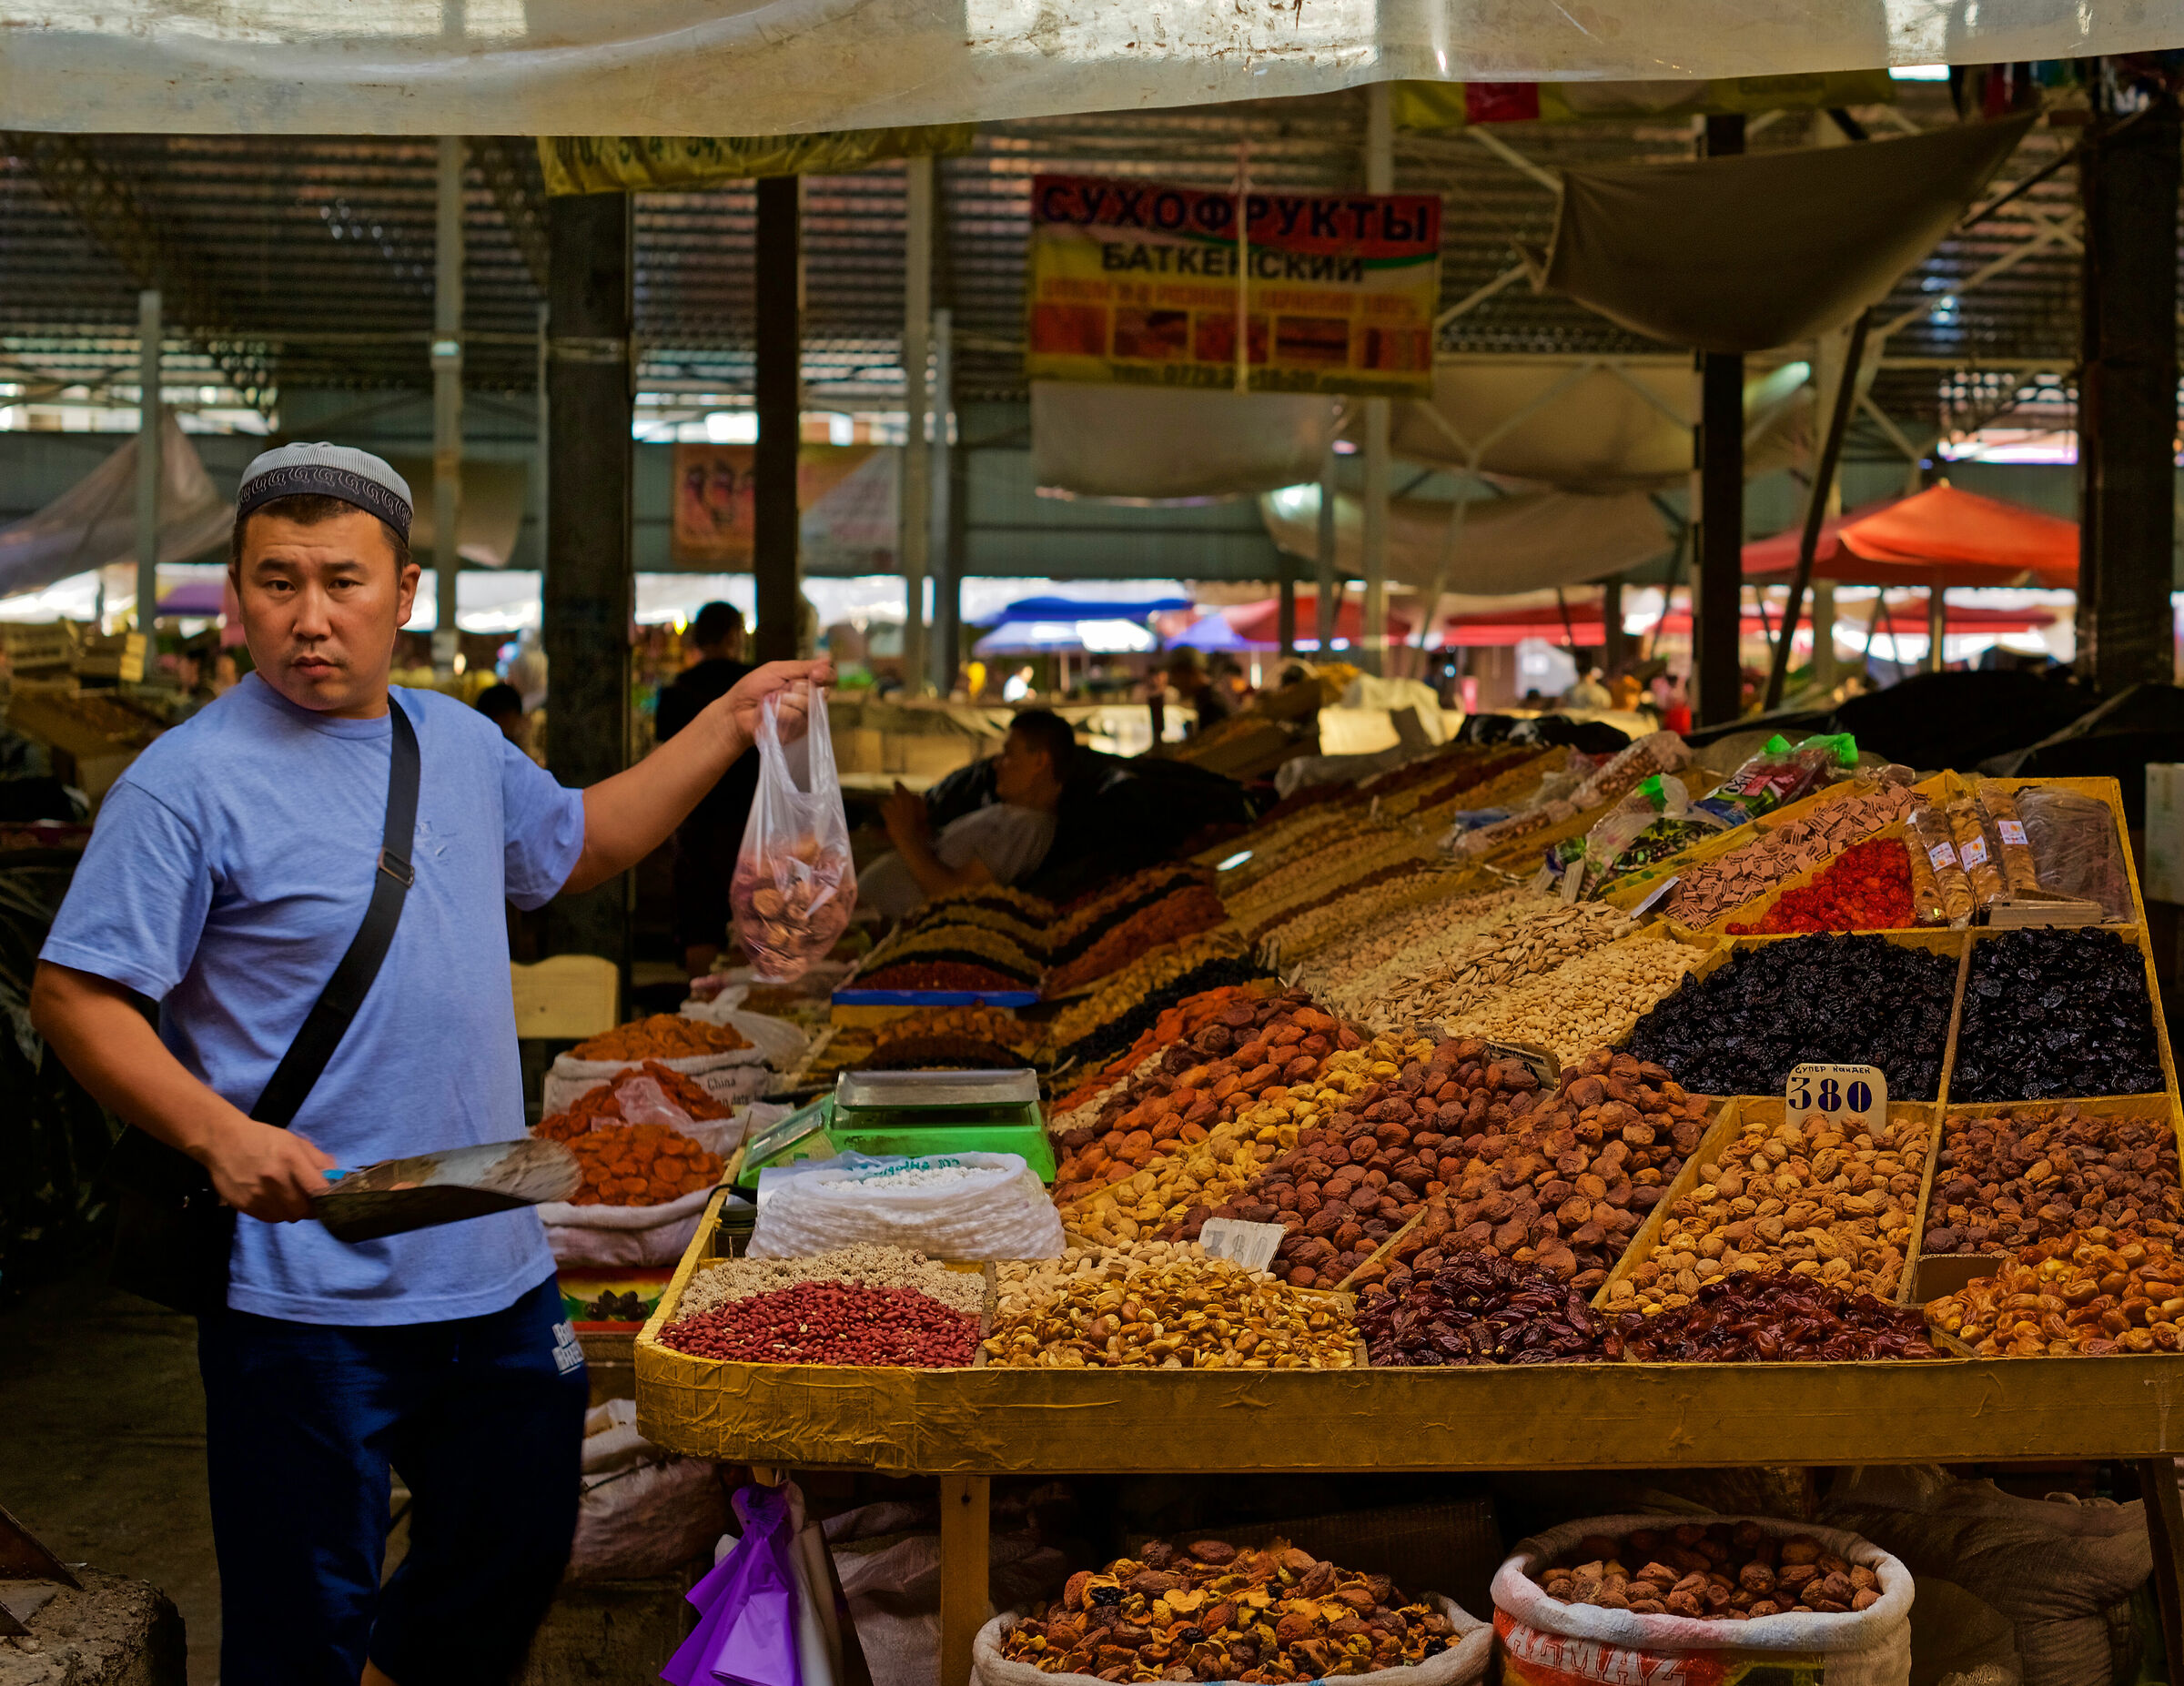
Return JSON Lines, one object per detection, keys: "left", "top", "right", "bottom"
{"left": 658, "top": 1281, "right": 978, "bottom": 1367}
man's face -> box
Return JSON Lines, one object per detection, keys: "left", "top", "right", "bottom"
{"left": 233, "top": 509, "right": 418, "bottom": 719}
{"left": 993, "top": 731, "right": 1052, "bottom": 804}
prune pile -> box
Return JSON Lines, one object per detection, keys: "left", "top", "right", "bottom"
{"left": 1603, "top": 1272, "right": 1937, "bottom": 1362}
{"left": 1624, "top": 934, "right": 1953, "bottom": 1099}
{"left": 1354, "top": 1251, "right": 1607, "bottom": 1366}
{"left": 1947, "top": 929, "right": 2163, "bottom": 1102}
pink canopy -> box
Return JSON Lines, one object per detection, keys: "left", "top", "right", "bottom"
{"left": 1744, "top": 484, "right": 2078, "bottom": 590}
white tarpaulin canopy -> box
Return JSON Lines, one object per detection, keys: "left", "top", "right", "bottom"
{"left": 1260, "top": 483, "right": 1669, "bottom": 596}
{"left": 1032, "top": 384, "right": 1342, "bottom": 502}
{"left": 0, "top": 416, "right": 230, "bottom": 599}
{"left": 1388, "top": 358, "right": 1810, "bottom": 493}
{"left": 0, "top": 3, "right": 2166, "bottom": 134}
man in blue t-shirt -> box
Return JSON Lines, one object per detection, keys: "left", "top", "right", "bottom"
{"left": 30, "top": 443, "right": 830, "bottom": 1686}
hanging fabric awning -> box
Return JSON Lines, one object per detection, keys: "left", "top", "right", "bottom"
{"left": 1742, "top": 484, "right": 2078, "bottom": 589}
{"left": 0, "top": 416, "right": 231, "bottom": 600}
{"left": 1540, "top": 115, "right": 2035, "bottom": 353}
{"left": 0, "top": 10, "right": 2158, "bottom": 136}
{"left": 1031, "top": 385, "right": 1344, "bottom": 503}
{"left": 1260, "top": 485, "right": 1670, "bottom": 596}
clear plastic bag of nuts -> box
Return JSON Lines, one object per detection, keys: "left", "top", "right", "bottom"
{"left": 732, "top": 688, "right": 857, "bottom": 982}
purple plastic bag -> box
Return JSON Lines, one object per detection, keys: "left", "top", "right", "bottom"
{"left": 662, "top": 1484, "right": 804, "bottom": 1686}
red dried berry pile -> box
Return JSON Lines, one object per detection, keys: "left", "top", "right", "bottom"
{"left": 657, "top": 1281, "right": 979, "bottom": 1368}
{"left": 1727, "top": 838, "right": 1913, "bottom": 934}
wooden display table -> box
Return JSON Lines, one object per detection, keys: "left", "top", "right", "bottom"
{"left": 635, "top": 1192, "right": 2184, "bottom": 1685}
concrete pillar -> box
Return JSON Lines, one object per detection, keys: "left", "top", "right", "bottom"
{"left": 432, "top": 135, "right": 465, "bottom": 673}
{"left": 1359, "top": 83, "right": 1393, "bottom": 676}
{"left": 753, "top": 176, "right": 803, "bottom": 663}
{"left": 543, "top": 189, "right": 633, "bottom": 969}
{"left": 2077, "top": 88, "right": 2180, "bottom": 692}
{"left": 899, "top": 156, "right": 934, "bottom": 694}
{"left": 1315, "top": 448, "right": 1339, "bottom": 652}
{"left": 135, "top": 288, "right": 160, "bottom": 635}
{"left": 930, "top": 308, "right": 959, "bottom": 693}
{"left": 1694, "top": 113, "right": 1746, "bottom": 726}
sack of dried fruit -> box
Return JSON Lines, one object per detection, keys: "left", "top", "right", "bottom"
{"left": 543, "top": 1011, "right": 774, "bottom": 1115}
{"left": 972, "top": 1536, "right": 1491, "bottom": 1686}
{"left": 1492, "top": 1515, "right": 1912, "bottom": 1686}
{"left": 749, "top": 1151, "right": 1065, "bottom": 1261}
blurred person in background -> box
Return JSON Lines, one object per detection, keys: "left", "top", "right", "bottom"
{"left": 656, "top": 601, "right": 756, "bottom": 977}
{"left": 474, "top": 682, "right": 531, "bottom": 755}
{"left": 1163, "top": 647, "right": 1232, "bottom": 735}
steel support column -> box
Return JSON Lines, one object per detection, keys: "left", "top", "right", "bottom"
{"left": 899, "top": 156, "right": 934, "bottom": 694}
{"left": 1359, "top": 84, "right": 1393, "bottom": 676}
{"left": 135, "top": 288, "right": 159, "bottom": 634}
{"left": 1694, "top": 114, "right": 1746, "bottom": 727}
{"left": 754, "top": 176, "right": 804, "bottom": 663}
{"left": 543, "top": 189, "right": 633, "bottom": 969}
{"left": 2078, "top": 88, "right": 2180, "bottom": 692}
{"left": 432, "top": 136, "right": 465, "bottom": 673}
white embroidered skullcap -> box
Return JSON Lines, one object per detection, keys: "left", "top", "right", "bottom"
{"left": 238, "top": 442, "right": 412, "bottom": 538}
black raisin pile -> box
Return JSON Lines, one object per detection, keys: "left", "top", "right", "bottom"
{"left": 1624, "top": 934, "right": 1954, "bottom": 1099}
{"left": 1948, "top": 928, "right": 2163, "bottom": 1102}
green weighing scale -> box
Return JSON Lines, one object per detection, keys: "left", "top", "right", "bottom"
{"left": 734, "top": 1067, "right": 1057, "bottom": 1193}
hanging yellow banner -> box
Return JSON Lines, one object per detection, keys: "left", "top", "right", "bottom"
{"left": 1025, "top": 173, "right": 1442, "bottom": 399}
{"left": 539, "top": 126, "right": 977, "bottom": 195}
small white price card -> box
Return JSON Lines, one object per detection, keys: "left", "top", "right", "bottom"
{"left": 1784, "top": 1063, "right": 1887, "bottom": 1130}
{"left": 1197, "top": 1218, "right": 1288, "bottom": 1273}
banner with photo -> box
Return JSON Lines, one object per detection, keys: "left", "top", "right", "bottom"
{"left": 670, "top": 443, "right": 897, "bottom": 569}
{"left": 1026, "top": 173, "right": 1441, "bottom": 399}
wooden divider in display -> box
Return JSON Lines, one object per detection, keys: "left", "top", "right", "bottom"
{"left": 634, "top": 772, "right": 2184, "bottom": 1685}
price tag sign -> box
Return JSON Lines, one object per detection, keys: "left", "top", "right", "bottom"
{"left": 1784, "top": 1063, "right": 1887, "bottom": 1130}
{"left": 1198, "top": 1218, "right": 1288, "bottom": 1273}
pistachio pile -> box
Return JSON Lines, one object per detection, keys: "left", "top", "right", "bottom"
{"left": 1000, "top": 1539, "right": 1459, "bottom": 1682}
{"left": 981, "top": 1255, "right": 1357, "bottom": 1369}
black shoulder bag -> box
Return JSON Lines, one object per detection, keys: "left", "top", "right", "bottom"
{"left": 106, "top": 702, "right": 420, "bottom": 1316}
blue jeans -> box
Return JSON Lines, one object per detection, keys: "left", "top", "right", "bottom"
{"left": 197, "top": 1277, "right": 589, "bottom": 1685}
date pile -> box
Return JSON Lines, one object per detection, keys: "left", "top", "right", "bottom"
{"left": 1000, "top": 1539, "right": 1458, "bottom": 1682}
{"left": 1536, "top": 1523, "right": 1882, "bottom": 1619}
{"left": 1923, "top": 1104, "right": 2183, "bottom": 1256}
{"left": 1356, "top": 1252, "right": 1608, "bottom": 1366}
{"left": 982, "top": 1254, "right": 1356, "bottom": 1370}
{"left": 1948, "top": 928, "right": 2163, "bottom": 1102}
{"left": 1354, "top": 1047, "right": 1705, "bottom": 1294}
{"left": 657, "top": 1280, "right": 978, "bottom": 1367}
{"left": 1926, "top": 1227, "right": 2184, "bottom": 1355}
{"left": 1605, "top": 1106, "right": 1926, "bottom": 1312}
{"left": 1603, "top": 1274, "right": 1937, "bottom": 1362}
{"left": 1625, "top": 934, "right": 1954, "bottom": 1100}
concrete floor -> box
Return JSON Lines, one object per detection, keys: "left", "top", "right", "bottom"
{"left": 0, "top": 1267, "right": 220, "bottom": 1683}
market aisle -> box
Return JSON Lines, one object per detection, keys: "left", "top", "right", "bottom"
{"left": 0, "top": 1267, "right": 219, "bottom": 1683}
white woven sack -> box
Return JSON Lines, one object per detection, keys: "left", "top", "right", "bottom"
{"left": 541, "top": 1186, "right": 715, "bottom": 1267}
{"left": 973, "top": 1595, "right": 1489, "bottom": 1686}
{"left": 749, "top": 1152, "right": 1064, "bottom": 1261}
{"left": 1493, "top": 1515, "right": 1913, "bottom": 1686}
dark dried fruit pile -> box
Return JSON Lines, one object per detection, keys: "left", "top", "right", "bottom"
{"left": 1538, "top": 1521, "right": 1883, "bottom": 1619}
{"left": 1355, "top": 1251, "right": 1607, "bottom": 1366}
{"left": 1057, "top": 955, "right": 1270, "bottom": 1072}
{"left": 999, "top": 1538, "right": 1458, "bottom": 1681}
{"left": 1624, "top": 934, "right": 1954, "bottom": 1099}
{"left": 1922, "top": 1104, "right": 2183, "bottom": 1254}
{"left": 1602, "top": 1272, "right": 1937, "bottom": 1362}
{"left": 1947, "top": 928, "right": 2163, "bottom": 1102}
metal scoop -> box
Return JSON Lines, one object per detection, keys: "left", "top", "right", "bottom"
{"left": 315, "top": 1138, "right": 581, "bottom": 1243}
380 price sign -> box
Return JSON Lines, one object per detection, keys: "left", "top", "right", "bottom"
{"left": 1784, "top": 1062, "right": 1888, "bottom": 1130}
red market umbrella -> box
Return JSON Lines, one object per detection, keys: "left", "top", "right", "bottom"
{"left": 1744, "top": 484, "right": 2077, "bottom": 589}
{"left": 1441, "top": 594, "right": 2056, "bottom": 648}
{"left": 1217, "top": 594, "right": 1412, "bottom": 649}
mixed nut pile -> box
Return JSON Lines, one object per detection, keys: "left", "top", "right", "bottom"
{"left": 1535, "top": 1523, "right": 1883, "bottom": 1619}
{"left": 982, "top": 1254, "right": 1356, "bottom": 1370}
{"left": 1000, "top": 1540, "right": 1459, "bottom": 1681}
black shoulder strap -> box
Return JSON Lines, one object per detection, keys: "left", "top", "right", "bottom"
{"left": 251, "top": 700, "right": 420, "bottom": 1128}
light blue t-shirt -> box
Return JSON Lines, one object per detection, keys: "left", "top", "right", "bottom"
{"left": 42, "top": 673, "right": 586, "bottom": 1326}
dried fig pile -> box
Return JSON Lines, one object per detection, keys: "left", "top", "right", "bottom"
{"left": 1923, "top": 1104, "right": 2183, "bottom": 1255}
{"left": 1624, "top": 934, "right": 1954, "bottom": 1100}
{"left": 1537, "top": 1522, "right": 1882, "bottom": 1620}
{"left": 1000, "top": 1538, "right": 1458, "bottom": 1682}
{"left": 1948, "top": 928, "right": 2164, "bottom": 1102}
{"left": 1356, "top": 1047, "right": 1706, "bottom": 1293}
